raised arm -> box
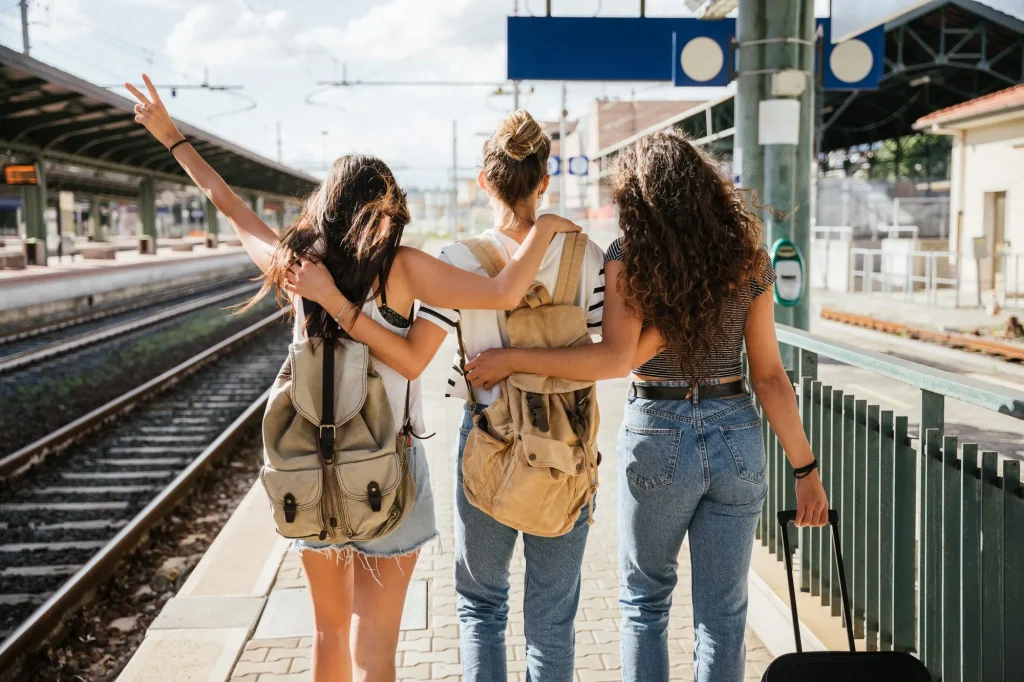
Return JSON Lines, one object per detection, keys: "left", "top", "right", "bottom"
{"left": 392, "top": 214, "right": 578, "bottom": 312}
{"left": 463, "top": 260, "right": 644, "bottom": 388}
{"left": 125, "top": 74, "right": 278, "bottom": 272}
{"left": 745, "top": 289, "right": 828, "bottom": 527}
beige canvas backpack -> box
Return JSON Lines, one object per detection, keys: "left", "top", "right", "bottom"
{"left": 456, "top": 233, "right": 600, "bottom": 538}
{"left": 261, "top": 299, "right": 416, "bottom": 543}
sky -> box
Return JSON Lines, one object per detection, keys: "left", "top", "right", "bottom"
{"left": 0, "top": 0, "right": 838, "bottom": 189}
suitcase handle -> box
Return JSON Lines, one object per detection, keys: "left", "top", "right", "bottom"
{"left": 776, "top": 509, "right": 857, "bottom": 653}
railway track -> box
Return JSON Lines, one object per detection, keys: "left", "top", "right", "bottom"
{"left": 0, "top": 279, "right": 259, "bottom": 374}
{"left": 820, "top": 307, "right": 1024, "bottom": 363}
{"left": 0, "top": 310, "right": 288, "bottom": 675}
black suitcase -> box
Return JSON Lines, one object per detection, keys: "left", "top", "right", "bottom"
{"left": 760, "top": 510, "right": 932, "bottom": 682}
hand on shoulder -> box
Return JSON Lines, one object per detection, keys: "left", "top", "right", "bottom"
{"left": 534, "top": 214, "right": 582, "bottom": 235}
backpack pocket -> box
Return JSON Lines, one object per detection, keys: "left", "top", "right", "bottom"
{"left": 261, "top": 466, "right": 324, "bottom": 539}
{"left": 334, "top": 449, "right": 409, "bottom": 540}
{"left": 492, "top": 433, "right": 588, "bottom": 536}
{"left": 462, "top": 422, "right": 514, "bottom": 502}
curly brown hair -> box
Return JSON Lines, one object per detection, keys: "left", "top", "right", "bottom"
{"left": 613, "top": 127, "right": 769, "bottom": 385}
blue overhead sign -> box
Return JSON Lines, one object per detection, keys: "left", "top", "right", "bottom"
{"left": 672, "top": 20, "right": 733, "bottom": 87}
{"left": 507, "top": 16, "right": 885, "bottom": 91}
{"left": 508, "top": 17, "right": 714, "bottom": 82}
{"left": 547, "top": 155, "right": 560, "bottom": 176}
{"left": 819, "top": 19, "right": 885, "bottom": 90}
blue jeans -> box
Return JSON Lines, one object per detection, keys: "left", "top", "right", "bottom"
{"left": 618, "top": 385, "right": 768, "bottom": 682}
{"left": 454, "top": 406, "right": 592, "bottom": 682}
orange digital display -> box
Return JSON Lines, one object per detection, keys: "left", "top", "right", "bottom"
{"left": 3, "top": 165, "right": 38, "bottom": 185}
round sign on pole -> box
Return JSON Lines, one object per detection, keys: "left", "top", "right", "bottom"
{"left": 547, "top": 155, "right": 561, "bottom": 176}
{"left": 567, "top": 155, "right": 589, "bottom": 176}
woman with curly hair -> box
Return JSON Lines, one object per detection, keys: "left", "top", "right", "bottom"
{"left": 465, "top": 127, "right": 829, "bottom": 682}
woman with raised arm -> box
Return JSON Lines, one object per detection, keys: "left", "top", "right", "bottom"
{"left": 125, "top": 76, "right": 579, "bottom": 682}
{"left": 463, "top": 128, "right": 830, "bottom": 682}
{"left": 288, "top": 110, "right": 608, "bottom": 682}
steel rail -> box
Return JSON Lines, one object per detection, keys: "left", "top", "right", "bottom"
{"left": 0, "top": 283, "right": 260, "bottom": 375}
{"left": 0, "top": 385, "right": 273, "bottom": 676}
{"left": 0, "top": 309, "right": 286, "bottom": 479}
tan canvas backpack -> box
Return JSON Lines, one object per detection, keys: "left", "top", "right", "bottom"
{"left": 456, "top": 233, "right": 600, "bottom": 538}
{"left": 261, "top": 299, "right": 416, "bottom": 543}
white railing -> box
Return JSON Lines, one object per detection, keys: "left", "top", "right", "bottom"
{"left": 812, "top": 226, "right": 853, "bottom": 241}
{"left": 849, "top": 248, "right": 1024, "bottom": 309}
{"left": 1003, "top": 252, "right": 1022, "bottom": 308}
{"left": 849, "top": 248, "right": 964, "bottom": 306}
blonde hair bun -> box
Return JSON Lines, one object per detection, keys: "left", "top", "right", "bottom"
{"left": 494, "top": 109, "right": 547, "bottom": 161}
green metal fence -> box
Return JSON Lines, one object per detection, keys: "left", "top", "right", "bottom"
{"left": 750, "top": 325, "right": 1024, "bottom": 682}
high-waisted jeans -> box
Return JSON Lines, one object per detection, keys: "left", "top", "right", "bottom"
{"left": 618, "top": 383, "right": 768, "bottom": 682}
{"left": 454, "top": 405, "right": 592, "bottom": 682}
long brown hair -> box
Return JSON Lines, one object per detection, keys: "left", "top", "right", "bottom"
{"left": 613, "top": 127, "right": 768, "bottom": 385}
{"left": 242, "top": 154, "right": 409, "bottom": 343}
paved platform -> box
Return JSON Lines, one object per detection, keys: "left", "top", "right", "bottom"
{"left": 0, "top": 241, "right": 255, "bottom": 326}
{"left": 118, "top": 335, "right": 788, "bottom": 682}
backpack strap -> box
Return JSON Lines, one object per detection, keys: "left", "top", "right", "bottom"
{"left": 459, "top": 235, "right": 506, "bottom": 278}
{"left": 455, "top": 320, "right": 477, "bottom": 410}
{"left": 401, "top": 301, "right": 434, "bottom": 440}
{"left": 301, "top": 296, "right": 336, "bottom": 466}
{"left": 552, "top": 233, "right": 589, "bottom": 306}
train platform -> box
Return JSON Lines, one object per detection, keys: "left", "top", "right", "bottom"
{"left": 114, "top": 335, "right": 836, "bottom": 682}
{"left": 0, "top": 240, "right": 256, "bottom": 327}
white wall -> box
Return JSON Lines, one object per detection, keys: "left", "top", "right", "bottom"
{"left": 950, "top": 116, "right": 1024, "bottom": 291}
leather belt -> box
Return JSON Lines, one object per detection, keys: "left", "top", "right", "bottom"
{"left": 630, "top": 379, "right": 746, "bottom": 402}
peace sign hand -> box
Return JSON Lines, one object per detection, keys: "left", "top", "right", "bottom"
{"left": 125, "top": 74, "right": 183, "bottom": 149}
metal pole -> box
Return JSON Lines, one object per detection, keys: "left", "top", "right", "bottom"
{"left": 276, "top": 121, "right": 282, "bottom": 163}
{"left": 451, "top": 119, "right": 458, "bottom": 235}
{"left": 513, "top": 81, "right": 520, "bottom": 111}
{"left": 736, "top": 0, "right": 765, "bottom": 219}
{"left": 559, "top": 82, "right": 567, "bottom": 217}
{"left": 20, "top": 0, "right": 29, "bottom": 55}
{"left": 791, "top": 0, "right": 815, "bottom": 331}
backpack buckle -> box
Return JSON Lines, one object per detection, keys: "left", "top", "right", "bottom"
{"left": 367, "top": 481, "right": 383, "bottom": 512}
{"left": 526, "top": 393, "right": 549, "bottom": 432}
{"left": 283, "top": 493, "right": 296, "bottom": 523}
{"left": 318, "top": 424, "right": 336, "bottom": 464}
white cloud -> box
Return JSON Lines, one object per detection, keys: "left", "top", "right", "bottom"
{"left": 163, "top": 1, "right": 298, "bottom": 69}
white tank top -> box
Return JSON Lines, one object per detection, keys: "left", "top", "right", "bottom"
{"left": 292, "top": 298, "right": 425, "bottom": 435}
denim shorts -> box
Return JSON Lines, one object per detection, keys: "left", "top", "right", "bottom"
{"left": 293, "top": 438, "right": 437, "bottom": 559}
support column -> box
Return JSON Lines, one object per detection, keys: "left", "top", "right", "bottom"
{"left": 89, "top": 199, "right": 105, "bottom": 242}
{"left": 736, "top": 0, "right": 766, "bottom": 206}
{"left": 791, "top": 0, "right": 815, "bottom": 332}
{"left": 205, "top": 196, "right": 219, "bottom": 248}
{"left": 21, "top": 160, "right": 47, "bottom": 265}
{"left": 760, "top": 0, "right": 814, "bottom": 331}
{"left": 138, "top": 176, "right": 157, "bottom": 254}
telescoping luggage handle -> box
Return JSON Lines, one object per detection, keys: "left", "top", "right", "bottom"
{"left": 777, "top": 510, "right": 857, "bottom": 654}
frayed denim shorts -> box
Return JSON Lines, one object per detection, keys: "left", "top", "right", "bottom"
{"left": 293, "top": 438, "right": 437, "bottom": 560}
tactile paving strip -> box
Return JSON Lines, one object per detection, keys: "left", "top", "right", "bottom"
{"left": 149, "top": 596, "right": 265, "bottom": 630}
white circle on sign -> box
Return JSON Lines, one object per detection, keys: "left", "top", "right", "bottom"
{"left": 680, "top": 37, "right": 724, "bottom": 83}
{"left": 547, "top": 156, "right": 560, "bottom": 176}
{"left": 829, "top": 39, "right": 873, "bottom": 84}
{"left": 568, "top": 156, "right": 588, "bottom": 175}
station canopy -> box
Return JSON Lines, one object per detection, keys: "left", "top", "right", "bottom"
{"left": 821, "top": 0, "right": 1024, "bottom": 150}
{"left": 0, "top": 44, "right": 318, "bottom": 199}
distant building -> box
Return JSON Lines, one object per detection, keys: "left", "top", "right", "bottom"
{"left": 915, "top": 83, "right": 1024, "bottom": 292}
{"left": 543, "top": 99, "right": 706, "bottom": 218}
